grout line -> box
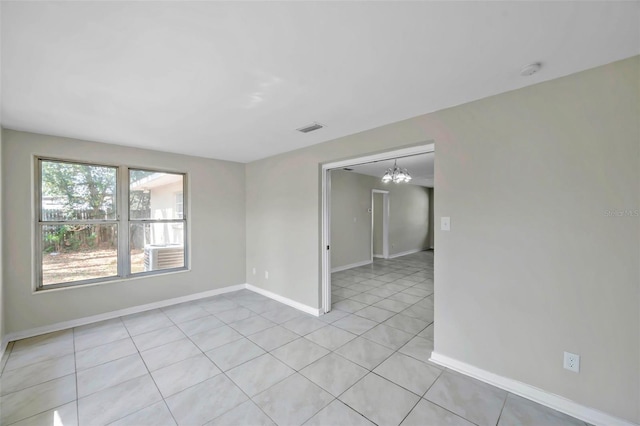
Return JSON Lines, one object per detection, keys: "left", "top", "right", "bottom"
{"left": 112, "top": 314, "right": 181, "bottom": 426}
{"left": 162, "top": 299, "right": 279, "bottom": 426}
{"left": 2, "top": 374, "right": 78, "bottom": 426}
{"left": 0, "top": 359, "right": 76, "bottom": 393}
{"left": 423, "top": 398, "right": 483, "bottom": 426}
{"left": 494, "top": 390, "right": 510, "bottom": 426}
{"left": 8, "top": 255, "right": 441, "bottom": 426}
{"left": 327, "top": 255, "right": 437, "bottom": 424}
{"left": 421, "top": 366, "right": 445, "bottom": 398}
{"left": 0, "top": 341, "right": 15, "bottom": 376}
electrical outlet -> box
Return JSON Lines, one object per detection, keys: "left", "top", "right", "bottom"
{"left": 252, "top": 267, "right": 256, "bottom": 275}
{"left": 265, "top": 271, "right": 269, "bottom": 279}
{"left": 563, "top": 351, "right": 580, "bottom": 373}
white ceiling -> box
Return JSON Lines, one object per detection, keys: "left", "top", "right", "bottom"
{"left": 346, "top": 153, "right": 435, "bottom": 188}
{"left": 1, "top": 1, "right": 638, "bottom": 163}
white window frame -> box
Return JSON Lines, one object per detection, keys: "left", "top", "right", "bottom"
{"left": 35, "top": 157, "right": 189, "bottom": 291}
{"left": 128, "top": 168, "right": 188, "bottom": 277}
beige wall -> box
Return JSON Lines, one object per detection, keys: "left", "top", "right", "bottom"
{"left": 0, "top": 126, "right": 3, "bottom": 346}
{"left": 246, "top": 56, "right": 640, "bottom": 422}
{"left": 2, "top": 129, "right": 246, "bottom": 334}
{"left": 330, "top": 170, "right": 373, "bottom": 269}
{"left": 384, "top": 180, "right": 430, "bottom": 256}
{"left": 0, "top": 7, "right": 4, "bottom": 350}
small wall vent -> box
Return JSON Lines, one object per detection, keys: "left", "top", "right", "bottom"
{"left": 296, "top": 122, "right": 325, "bottom": 133}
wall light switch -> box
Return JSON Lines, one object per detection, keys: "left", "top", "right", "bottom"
{"left": 441, "top": 217, "right": 451, "bottom": 231}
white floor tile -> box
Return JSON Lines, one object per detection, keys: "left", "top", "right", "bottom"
{"left": 1, "top": 374, "right": 76, "bottom": 425}
{"left": 75, "top": 337, "right": 137, "bottom": 371}
{"left": 165, "top": 374, "right": 248, "bottom": 425}
{"left": 78, "top": 375, "right": 162, "bottom": 426}
{"left": 140, "top": 337, "right": 201, "bottom": 371}
{"left": 0, "top": 353, "right": 75, "bottom": 396}
{"left": 77, "top": 353, "right": 148, "bottom": 398}
{"left": 253, "top": 374, "right": 333, "bottom": 426}
{"left": 151, "top": 354, "right": 221, "bottom": 398}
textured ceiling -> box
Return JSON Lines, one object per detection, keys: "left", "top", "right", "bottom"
{"left": 2, "top": 1, "right": 638, "bottom": 162}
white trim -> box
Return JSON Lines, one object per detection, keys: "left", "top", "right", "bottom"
{"left": 321, "top": 166, "right": 332, "bottom": 314}
{"left": 331, "top": 259, "right": 373, "bottom": 273}
{"left": 430, "top": 352, "right": 638, "bottom": 426}
{"left": 321, "top": 144, "right": 435, "bottom": 170}
{"left": 371, "top": 189, "right": 389, "bottom": 261}
{"left": 388, "top": 248, "right": 427, "bottom": 259}
{"left": 4, "top": 284, "right": 245, "bottom": 343}
{"left": 32, "top": 268, "right": 191, "bottom": 295}
{"left": 321, "top": 142, "right": 435, "bottom": 315}
{"left": 1, "top": 284, "right": 323, "bottom": 353}
{"left": 0, "top": 335, "right": 11, "bottom": 364}
{"left": 245, "top": 284, "right": 321, "bottom": 316}
{"left": 373, "top": 254, "right": 385, "bottom": 258}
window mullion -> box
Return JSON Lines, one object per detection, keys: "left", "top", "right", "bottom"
{"left": 119, "top": 166, "right": 129, "bottom": 278}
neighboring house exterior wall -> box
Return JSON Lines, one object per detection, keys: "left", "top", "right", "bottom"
{"left": 149, "top": 181, "right": 184, "bottom": 246}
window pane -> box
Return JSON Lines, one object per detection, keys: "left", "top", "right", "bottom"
{"left": 130, "top": 170, "right": 184, "bottom": 220}
{"left": 175, "top": 192, "right": 184, "bottom": 219}
{"left": 41, "top": 224, "right": 118, "bottom": 286}
{"left": 41, "top": 160, "right": 117, "bottom": 221}
{"left": 130, "top": 222, "right": 185, "bottom": 273}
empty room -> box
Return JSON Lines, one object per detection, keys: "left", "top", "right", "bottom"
{"left": 0, "top": 1, "right": 638, "bottom": 426}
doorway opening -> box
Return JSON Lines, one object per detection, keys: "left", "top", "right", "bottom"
{"left": 321, "top": 143, "right": 434, "bottom": 314}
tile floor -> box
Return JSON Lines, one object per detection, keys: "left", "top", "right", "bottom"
{"left": 0, "top": 251, "right": 588, "bottom": 425}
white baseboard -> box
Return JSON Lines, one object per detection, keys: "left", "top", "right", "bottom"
{"left": 0, "top": 335, "right": 11, "bottom": 366}
{"left": 1, "top": 282, "right": 321, "bottom": 352}
{"left": 331, "top": 259, "right": 372, "bottom": 273}
{"left": 4, "top": 284, "right": 246, "bottom": 344}
{"left": 429, "top": 352, "right": 638, "bottom": 426}
{"left": 245, "top": 284, "right": 321, "bottom": 316}
{"left": 373, "top": 254, "right": 385, "bottom": 259}
{"left": 388, "top": 248, "right": 427, "bottom": 259}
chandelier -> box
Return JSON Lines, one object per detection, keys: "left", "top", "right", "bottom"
{"left": 381, "top": 159, "right": 412, "bottom": 183}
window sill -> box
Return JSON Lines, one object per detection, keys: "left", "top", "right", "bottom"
{"left": 33, "top": 268, "right": 191, "bottom": 294}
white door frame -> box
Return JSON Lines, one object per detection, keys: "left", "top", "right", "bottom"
{"left": 371, "top": 189, "right": 389, "bottom": 260}
{"left": 321, "top": 142, "right": 435, "bottom": 314}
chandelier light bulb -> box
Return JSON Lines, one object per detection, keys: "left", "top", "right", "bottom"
{"left": 381, "top": 159, "right": 412, "bottom": 184}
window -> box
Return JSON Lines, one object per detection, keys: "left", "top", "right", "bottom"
{"left": 129, "top": 170, "right": 186, "bottom": 274}
{"left": 175, "top": 192, "right": 184, "bottom": 219}
{"left": 37, "top": 159, "right": 187, "bottom": 290}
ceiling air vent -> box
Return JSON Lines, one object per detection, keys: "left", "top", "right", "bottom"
{"left": 296, "top": 122, "right": 325, "bottom": 133}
